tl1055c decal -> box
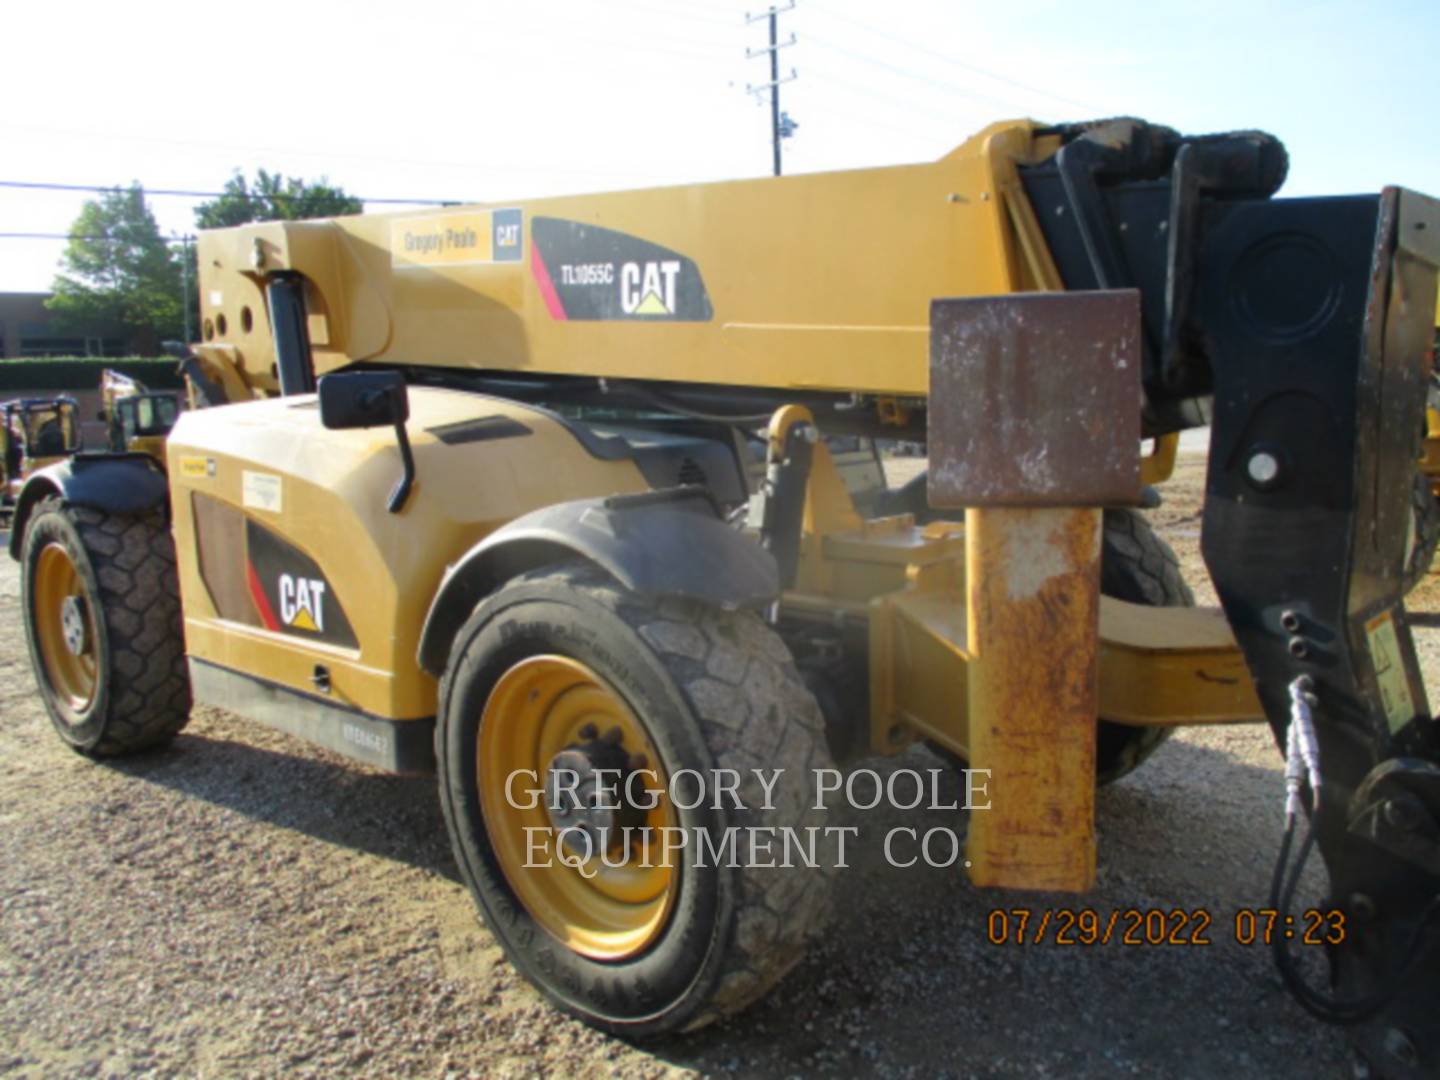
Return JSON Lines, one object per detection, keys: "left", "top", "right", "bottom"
{"left": 529, "top": 217, "right": 713, "bottom": 322}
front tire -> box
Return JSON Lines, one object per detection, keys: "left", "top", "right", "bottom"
{"left": 20, "top": 497, "right": 191, "bottom": 756}
{"left": 436, "top": 563, "right": 834, "bottom": 1037}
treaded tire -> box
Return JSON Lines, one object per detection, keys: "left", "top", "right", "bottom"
{"left": 1096, "top": 507, "right": 1195, "bottom": 785}
{"left": 436, "top": 563, "right": 835, "bottom": 1037}
{"left": 20, "top": 497, "right": 191, "bottom": 755}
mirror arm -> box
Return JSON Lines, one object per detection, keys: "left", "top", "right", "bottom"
{"left": 387, "top": 389, "right": 416, "bottom": 514}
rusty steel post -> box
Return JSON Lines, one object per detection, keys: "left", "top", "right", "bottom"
{"left": 929, "top": 290, "right": 1142, "bottom": 894}
{"left": 964, "top": 505, "right": 1101, "bottom": 890}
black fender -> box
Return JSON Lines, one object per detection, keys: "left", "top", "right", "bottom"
{"left": 8, "top": 453, "right": 169, "bottom": 561}
{"left": 417, "top": 488, "right": 778, "bottom": 676}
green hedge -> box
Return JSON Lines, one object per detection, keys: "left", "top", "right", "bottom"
{"left": 0, "top": 357, "right": 185, "bottom": 393}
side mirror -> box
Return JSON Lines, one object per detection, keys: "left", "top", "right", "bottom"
{"left": 316, "top": 371, "right": 416, "bottom": 513}
{"left": 318, "top": 370, "right": 409, "bottom": 430}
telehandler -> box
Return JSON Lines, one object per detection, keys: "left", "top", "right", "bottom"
{"left": 1, "top": 396, "right": 81, "bottom": 523}
{"left": 97, "top": 368, "right": 180, "bottom": 459}
{"left": 10, "top": 118, "right": 1440, "bottom": 1074}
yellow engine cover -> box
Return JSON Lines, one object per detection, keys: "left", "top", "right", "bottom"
{"left": 167, "top": 386, "right": 648, "bottom": 720}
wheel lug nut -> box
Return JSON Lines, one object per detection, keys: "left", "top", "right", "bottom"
{"left": 578, "top": 723, "right": 598, "bottom": 740}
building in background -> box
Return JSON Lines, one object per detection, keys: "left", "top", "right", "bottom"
{"left": 0, "top": 293, "right": 126, "bottom": 358}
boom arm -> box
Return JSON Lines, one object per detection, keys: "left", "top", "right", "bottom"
{"left": 190, "top": 120, "right": 1076, "bottom": 423}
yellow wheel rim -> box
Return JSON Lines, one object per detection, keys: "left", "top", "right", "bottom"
{"left": 478, "top": 655, "right": 676, "bottom": 961}
{"left": 33, "top": 542, "right": 99, "bottom": 715}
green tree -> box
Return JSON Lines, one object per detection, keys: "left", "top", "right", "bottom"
{"left": 47, "top": 185, "right": 182, "bottom": 354}
{"left": 193, "top": 169, "right": 362, "bottom": 228}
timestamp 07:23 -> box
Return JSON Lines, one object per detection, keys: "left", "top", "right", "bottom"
{"left": 985, "top": 907, "right": 1347, "bottom": 947}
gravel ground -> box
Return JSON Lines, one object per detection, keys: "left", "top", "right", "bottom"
{"left": 3, "top": 455, "right": 1436, "bottom": 1079}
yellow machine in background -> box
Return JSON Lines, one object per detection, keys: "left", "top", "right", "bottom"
{"left": 1, "top": 397, "right": 81, "bottom": 522}
{"left": 98, "top": 369, "right": 180, "bottom": 460}
{"left": 1422, "top": 293, "right": 1440, "bottom": 492}
{"left": 1409, "top": 295, "right": 1440, "bottom": 586}
{"left": 10, "top": 118, "right": 1440, "bottom": 1071}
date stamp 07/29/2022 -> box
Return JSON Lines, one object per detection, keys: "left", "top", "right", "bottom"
{"left": 984, "top": 907, "right": 1347, "bottom": 947}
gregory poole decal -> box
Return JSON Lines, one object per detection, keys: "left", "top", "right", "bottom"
{"left": 390, "top": 208, "right": 523, "bottom": 268}
{"left": 528, "top": 217, "right": 713, "bottom": 322}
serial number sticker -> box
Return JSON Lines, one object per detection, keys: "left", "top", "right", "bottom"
{"left": 178, "top": 456, "right": 215, "bottom": 480}
{"left": 242, "top": 470, "right": 283, "bottom": 513}
{"left": 390, "top": 208, "right": 522, "bottom": 269}
{"left": 1365, "top": 610, "right": 1415, "bottom": 733}
{"left": 342, "top": 724, "right": 387, "bottom": 754}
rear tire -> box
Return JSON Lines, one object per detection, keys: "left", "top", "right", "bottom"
{"left": 1404, "top": 471, "right": 1439, "bottom": 593}
{"left": 436, "top": 563, "right": 834, "bottom": 1037}
{"left": 20, "top": 497, "right": 191, "bottom": 756}
{"left": 1095, "top": 507, "right": 1195, "bottom": 784}
{"left": 916, "top": 501, "right": 1194, "bottom": 785}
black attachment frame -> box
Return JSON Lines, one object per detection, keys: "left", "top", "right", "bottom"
{"left": 1023, "top": 118, "right": 1440, "bottom": 1074}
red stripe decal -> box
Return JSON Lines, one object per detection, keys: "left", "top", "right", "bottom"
{"left": 530, "top": 241, "right": 568, "bottom": 320}
{"left": 246, "top": 561, "right": 281, "bottom": 631}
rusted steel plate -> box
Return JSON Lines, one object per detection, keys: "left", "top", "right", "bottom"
{"left": 928, "top": 290, "right": 1143, "bottom": 507}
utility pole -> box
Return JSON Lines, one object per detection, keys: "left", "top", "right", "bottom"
{"left": 179, "top": 235, "right": 192, "bottom": 345}
{"left": 746, "top": 3, "right": 797, "bottom": 176}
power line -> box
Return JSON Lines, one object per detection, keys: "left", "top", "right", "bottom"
{"left": 788, "top": 99, "right": 940, "bottom": 144}
{"left": 0, "top": 179, "right": 453, "bottom": 206}
{"left": 665, "top": 0, "right": 743, "bottom": 16}
{"left": 0, "top": 123, "right": 649, "bottom": 181}
{"left": 806, "top": 33, "right": 1042, "bottom": 118}
{"left": 0, "top": 232, "right": 194, "bottom": 243}
{"left": 807, "top": 7, "right": 1105, "bottom": 115}
{"left": 805, "top": 66, "right": 974, "bottom": 129}
{"left": 595, "top": 0, "right": 739, "bottom": 29}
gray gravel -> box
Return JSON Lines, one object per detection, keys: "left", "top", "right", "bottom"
{"left": 4, "top": 459, "right": 1432, "bottom": 1078}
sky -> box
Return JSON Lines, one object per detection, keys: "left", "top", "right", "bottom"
{"left": 2, "top": 0, "right": 1437, "bottom": 293}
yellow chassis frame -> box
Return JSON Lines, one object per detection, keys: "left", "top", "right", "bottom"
{"left": 770, "top": 406, "right": 1262, "bottom": 890}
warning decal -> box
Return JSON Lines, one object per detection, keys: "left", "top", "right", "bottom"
{"left": 529, "top": 217, "right": 713, "bottom": 322}
{"left": 242, "top": 470, "right": 282, "bottom": 513}
{"left": 1365, "top": 610, "right": 1416, "bottom": 734}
